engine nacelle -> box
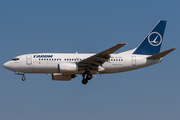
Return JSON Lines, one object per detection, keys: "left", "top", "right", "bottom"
{"left": 52, "top": 73, "right": 76, "bottom": 81}
{"left": 58, "top": 63, "right": 78, "bottom": 73}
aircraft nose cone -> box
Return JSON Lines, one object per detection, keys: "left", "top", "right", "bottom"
{"left": 3, "top": 62, "right": 10, "bottom": 69}
{"left": 3, "top": 62, "right": 7, "bottom": 68}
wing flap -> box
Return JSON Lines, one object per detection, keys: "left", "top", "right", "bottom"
{"left": 147, "top": 48, "right": 176, "bottom": 59}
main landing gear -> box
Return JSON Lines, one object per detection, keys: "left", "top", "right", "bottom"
{"left": 82, "top": 71, "right": 92, "bottom": 85}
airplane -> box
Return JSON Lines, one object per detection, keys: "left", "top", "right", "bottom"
{"left": 3, "top": 20, "right": 176, "bottom": 84}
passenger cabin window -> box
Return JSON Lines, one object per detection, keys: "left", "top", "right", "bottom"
{"left": 11, "top": 58, "right": 19, "bottom": 61}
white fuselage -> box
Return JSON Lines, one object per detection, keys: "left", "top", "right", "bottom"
{"left": 3, "top": 51, "right": 161, "bottom": 75}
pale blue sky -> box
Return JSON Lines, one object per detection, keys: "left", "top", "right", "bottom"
{"left": 0, "top": 0, "right": 179, "bottom": 120}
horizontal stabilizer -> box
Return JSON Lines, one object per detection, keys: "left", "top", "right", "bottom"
{"left": 147, "top": 48, "right": 176, "bottom": 59}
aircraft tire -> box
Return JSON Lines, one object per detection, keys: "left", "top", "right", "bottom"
{"left": 86, "top": 74, "right": 92, "bottom": 80}
{"left": 82, "top": 79, "right": 88, "bottom": 84}
{"left": 22, "top": 77, "right": 26, "bottom": 81}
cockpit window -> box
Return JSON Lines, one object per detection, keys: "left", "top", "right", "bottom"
{"left": 11, "top": 58, "right": 19, "bottom": 61}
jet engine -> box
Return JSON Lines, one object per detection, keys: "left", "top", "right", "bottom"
{"left": 52, "top": 73, "right": 76, "bottom": 81}
{"left": 58, "top": 63, "right": 78, "bottom": 73}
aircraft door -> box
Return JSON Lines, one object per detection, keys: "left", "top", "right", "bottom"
{"left": 26, "top": 55, "right": 32, "bottom": 65}
{"left": 132, "top": 56, "right": 136, "bottom": 66}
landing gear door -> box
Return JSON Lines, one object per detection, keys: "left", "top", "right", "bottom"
{"left": 26, "top": 55, "right": 32, "bottom": 65}
{"left": 132, "top": 56, "right": 136, "bottom": 66}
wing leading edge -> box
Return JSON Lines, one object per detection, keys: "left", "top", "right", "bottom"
{"left": 78, "top": 43, "right": 127, "bottom": 71}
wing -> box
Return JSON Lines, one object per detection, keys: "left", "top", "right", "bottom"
{"left": 78, "top": 43, "right": 127, "bottom": 71}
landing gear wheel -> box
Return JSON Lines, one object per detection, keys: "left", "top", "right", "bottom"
{"left": 22, "top": 77, "right": 26, "bottom": 81}
{"left": 86, "top": 74, "right": 92, "bottom": 80}
{"left": 82, "top": 79, "right": 88, "bottom": 84}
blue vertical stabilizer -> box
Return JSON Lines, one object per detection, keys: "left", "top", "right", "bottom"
{"left": 133, "top": 20, "right": 167, "bottom": 55}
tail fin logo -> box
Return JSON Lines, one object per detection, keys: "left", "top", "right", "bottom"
{"left": 148, "top": 32, "right": 162, "bottom": 46}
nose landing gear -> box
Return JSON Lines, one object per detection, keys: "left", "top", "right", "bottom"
{"left": 14, "top": 72, "right": 26, "bottom": 81}
{"left": 22, "top": 76, "right": 26, "bottom": 81}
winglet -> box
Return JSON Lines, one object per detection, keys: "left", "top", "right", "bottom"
{"left": 147, "top": 48, "right": 176, "bottom": 59}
